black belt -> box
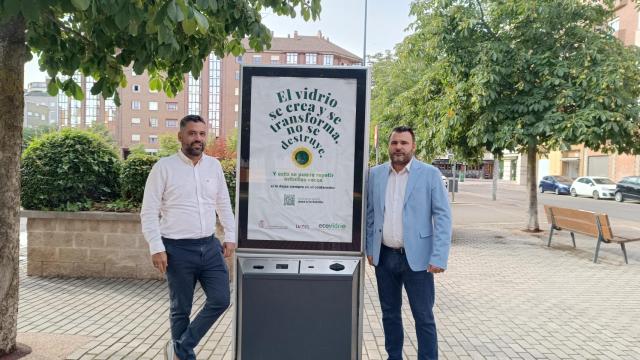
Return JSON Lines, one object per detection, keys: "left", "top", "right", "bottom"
{"left": 382, "top": 244, "right": 405, "bottom": 254}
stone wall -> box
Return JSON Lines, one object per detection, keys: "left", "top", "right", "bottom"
{"left": 23, "top": 210, "right": 162, "bottom": 280}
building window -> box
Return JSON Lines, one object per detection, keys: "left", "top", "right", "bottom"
{"left": 131, "top": 117, "right": 141, "bottom": 126}
{"left": 84, "top": 76, "right": 99, "bottom": 126}
{"left": 131, "top": 134, "right": 140, "bottom": 142}
{"left": 105, "top": 97, "right": 116, "bottom": 122}
{"left": 253, "top": 55, "right": 262, "bottom": 64}
{"left": 58, "top": 92, "right": 69, "bottom": 127}
{"left": 236, "top": 56, "right": 243, "bottom": 63}
{"left": 166, "top": 102, "right": 178, "bottom": 111}
{"left": 208, "top": 55, "right": 221, "bottom": 137}
{"left": 166, "top": 119, "right": 177, "bottom": 128}
{"left": 305, "top": 53, "right": 317, "bottom": 65}
{"left": 286, "top": 53, "right": 298, "bottom": 64}
{"left": 149, "top": 135, "right": 158, "bottom": 144}
{"left": 271, "top": 55, "right": 280, "bottom": 64}
{"left": 148, "top": 101, "right": 158, "bottom": 111}
{"left": 188, "top": 73, "right": 201, "bottom": 115}
{"left": 69, "top": 73, "right": 81, "bottom": 127}
{"left": 149, "top": 118, "right": 158, "bottom": 128}
{"left": 323, "top": 54, "right": 334, "bottom": 65}
{"left": 132, "top": 84, "right": 140, "bottom": 93}
{"left": 132, "top": 100, "right": 141, "bottom": 110}
{"left": 234, "top": 104, "right": 239, "bottom": 112}
{"left": 235, "top": 87, "right": 239, "bottom": 96}
{"left": 235, "top": 70, "right": 240, "bottom": 80}
{"left": 609, "top": 17, "right": 620, "bottom": 33}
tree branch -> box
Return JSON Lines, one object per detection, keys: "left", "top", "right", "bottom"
{"left": 474, "top": 0, "right": 497, "bottom": 39}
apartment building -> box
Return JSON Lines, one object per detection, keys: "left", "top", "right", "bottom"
{"left": 24, "top": 82, "right": 58, "bottom": 128}
{"left": 542, "top": 0, "right": 640, "bottom": 182}
{"left": 56, "top": 31, "right": 361, "bottom": 156}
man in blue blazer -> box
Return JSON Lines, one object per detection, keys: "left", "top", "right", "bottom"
{"left": 366, "top": 126, "right": 452, "bottom": 360}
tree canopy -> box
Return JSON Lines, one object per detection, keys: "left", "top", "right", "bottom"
{"left": 371, "top": 0, "right": 640, "bottom": 229}
{"left": 2, "top": 0, "right": 320, "bottom": 103}
{"left": 0, "top": 0, "right": 321, "bottom": 355}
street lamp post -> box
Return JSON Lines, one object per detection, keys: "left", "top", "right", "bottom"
{"left": 363, "top": 0, "right": 368, "bottom": 66}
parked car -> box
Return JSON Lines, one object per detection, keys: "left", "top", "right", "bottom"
{"left": 614, "top": 176, "right": 640, "bottom": 202}
{"left": 539, "top": 175, "right": 573, "bottom": 195}
{"left": 570, "top": 176, "right": 617, "bottom": 200}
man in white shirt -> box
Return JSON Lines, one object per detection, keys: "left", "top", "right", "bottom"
{"left": 141, "top": 115, "right": 236, "bottom": 360}
{"left": 366, "top": 126, "right": 452, "bottom": 360}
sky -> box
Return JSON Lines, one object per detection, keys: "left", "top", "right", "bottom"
{"left": 23, "top": 0, "right": 414, "bottom": 86}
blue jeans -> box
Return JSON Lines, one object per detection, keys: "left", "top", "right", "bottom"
{"left": 163, "top": 235, "right": 230, "bottom": 360}
{"left": 375, "top": 245, "right": 437, "bottom": 360}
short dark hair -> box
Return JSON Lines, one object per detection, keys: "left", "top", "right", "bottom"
{"left": 179, "top": 114, "right": 206, "bottom": 129}
{"left": 390, "top": 125, "right": 415, "bottom": 142}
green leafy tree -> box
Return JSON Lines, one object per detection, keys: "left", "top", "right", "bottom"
{"left": 375, "top": 0, "right": 640, "bottom": 231}
{"left": 21, "top": 128, "right": 121, "bottom": 210}
{"left": 157, "top": 133, "right": 181, "bottom": 157}
{"left": 0, "top": 0, "right": 320, "bottom": 354}
{"left": 87, "top": 123, "right": 117, "bottom": 150}
{"left": 120, "top": 154, "right": 159, "bottom": 205}
{"left": 128, "top": 143, "right": 147, "bottom": 157}
{"left": 22, "top": 124, "right": 57, "bottom": 149}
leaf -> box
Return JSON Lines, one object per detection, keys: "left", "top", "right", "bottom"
{"left": 196, "top": 0, "right": 209, "bottom": 9}
{"left": 21, "top": 0, "right": 41, "bottom": 20}
{"left": 193, "top": 9, "right": 209, "bottom": 33}
{"left": 71, "top": 81, "right": 85, "bottom": 100}
{"left": 47, "top": 79, "right": 59, "bottom": 96}
{"left": 115, "top": 11, "right": 129, "bottom": 31}
{"left": 70, "top": 0, "right": 90, "bottom": 11}
{"left": 128, "top": 21, "right": 139, "bottom": 36}
{"left": 167, "top": 0, "right": 183, "bottom": 23}
{"left": 149, "top": 77, "right": 163, "bottom": 91}
{"left": 182, "top": 19, "right": 197, "bottom": 35}
{"left": 208, "top": 0, "right": 217, "bottom": 12}
{"left": 3, "top": 0, "right": 20, "bottom": 17}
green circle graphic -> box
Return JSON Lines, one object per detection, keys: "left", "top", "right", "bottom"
{"left": 295, "top": 150, "right": 309, "bottom": 165}
{"left": 291, "top": 147, "right": 313, "bottom": 168}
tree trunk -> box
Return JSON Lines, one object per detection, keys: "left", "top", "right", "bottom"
{"left": 526, "top": 142, "right": 539, "bottom": 231}
{"left": 492, "top": 153, "right": 500, "bottom": 201}
{"left": 0, "top": 16, "right": 26, "bottom": 356}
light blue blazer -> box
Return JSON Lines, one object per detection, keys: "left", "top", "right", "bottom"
{"left": 366, "top": 159, "right": 452, "bottom": 271}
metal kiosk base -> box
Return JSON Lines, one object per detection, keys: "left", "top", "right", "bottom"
{"left": 235, "top": 256, "right": 360, "bottom": 360}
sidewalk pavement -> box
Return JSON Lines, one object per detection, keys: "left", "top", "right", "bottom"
{"left": 15, "top": 217, "right": 640, "bottom": 359}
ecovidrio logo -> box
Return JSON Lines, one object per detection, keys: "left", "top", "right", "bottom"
{"left": 292, "top": 147, "right": 313, "bottom": 168}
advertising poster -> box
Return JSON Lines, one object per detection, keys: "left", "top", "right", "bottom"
{"left": 238, "top": 67, "right": 367, "bottom": 252}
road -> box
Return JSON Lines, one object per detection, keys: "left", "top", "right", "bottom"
{"left": 452, "top": 180, "right": 639, "bottom": 236}
{"left": 461, "top": 180, "right": 638, "bottom": 220}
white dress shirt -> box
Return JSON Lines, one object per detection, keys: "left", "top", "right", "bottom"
{"left": 382, "top": 158, "right": 412, "bottom": 249}
{"left": 140, "top": 151, "right": 236, "bottom": 254}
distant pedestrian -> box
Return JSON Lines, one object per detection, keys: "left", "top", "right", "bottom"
{"left": 366, "top": 125, "right": 452, "bottom": 360}
{"left": 141, "top": 114, "right": 236, "bottom": 360}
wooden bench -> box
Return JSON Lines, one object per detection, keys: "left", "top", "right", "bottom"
{"left": 544, "top": 205, "right": 640, "bottom": 264}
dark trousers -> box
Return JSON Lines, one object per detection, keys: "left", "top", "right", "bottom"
{"left": 375, "top": 245, "right": 438, "bottom": 360}
{"left": 163, "top": 235, "right": 230, "bottom": 360}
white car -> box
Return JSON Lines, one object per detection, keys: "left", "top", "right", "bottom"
{"left": 570, "top": 176, "right": 617, "bottom": 200}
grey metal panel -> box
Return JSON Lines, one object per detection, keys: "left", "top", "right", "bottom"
{"left": 299, "top": 259, "right": 359, "bottom": 275}
{"left": 236, "top": 256, "right": 360, "bottom": 360}
{"left": 238, "top": 258, "right": 300, "bottom": 274}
